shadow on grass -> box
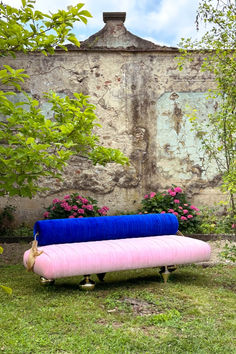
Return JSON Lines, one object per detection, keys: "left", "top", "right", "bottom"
{"left": 2, "top": 264, "right": 234, "bottom": 294}
{"left": 35, "top": 268, "right": 213, "bottom": 293}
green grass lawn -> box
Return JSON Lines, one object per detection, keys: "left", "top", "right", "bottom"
{"left": 1, "top": 264, "right": 236, "bottom": 353}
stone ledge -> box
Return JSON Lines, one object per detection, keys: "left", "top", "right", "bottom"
{"left": 0, "top": 236, "right": 32, "bottom": 244}
{"left": 185, "top": 234, "right": 236, "bottom": 242}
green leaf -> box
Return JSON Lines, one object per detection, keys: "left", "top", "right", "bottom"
{"left": 26, "top": 137, "right": 35, "bottom": 144}
{"left": 78, "top": 10, "right": 93, "bottom": 18}
{"left": 0, "top": 285, "right": 12, "bottom": 294}
{"left": 67, "top": 35, "right": 80, "bottom": 47}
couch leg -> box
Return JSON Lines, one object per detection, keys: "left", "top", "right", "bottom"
{"left": 96, "top": 273, "right": 106, "bottom": 282}
{"left": 40, "top": 276, "right": 55, "bottom": 285}
{"left": 79, "top": 275, "right": 95, "bottom": 291}
{"left": 161, "top": 266, "right": 170, "bottom": 284}
{"left": 167, "top": 265, "right": 177, "bottom": 272}
{"left": 159, "top": 265, "right": 177, "bottom": 274}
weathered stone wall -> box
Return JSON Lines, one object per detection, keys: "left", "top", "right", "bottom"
{"left": 0, "top": 14, "right": 223, "bottom": 225}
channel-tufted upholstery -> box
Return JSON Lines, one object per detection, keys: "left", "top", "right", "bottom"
{"left": 24, "top": 235, "right": 211, "bottom": 280}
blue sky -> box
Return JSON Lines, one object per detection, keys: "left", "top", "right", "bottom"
{"left": 5, "top": 0, "right": 202, "bottom": 47}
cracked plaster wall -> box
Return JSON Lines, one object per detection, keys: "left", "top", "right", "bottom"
{"left": 0, "top": 48, "right": 223, "bottom": 225}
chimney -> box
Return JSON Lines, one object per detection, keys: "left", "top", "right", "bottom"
{"left": 103, "top": 12, "right": 126, "bottom": 23}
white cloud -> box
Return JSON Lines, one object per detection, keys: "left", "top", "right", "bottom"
{"left": 142, "top": 36, "right": 170, "bottom": 47}
{"left": 131, "top": 0, "right": 200, "bottom": 46}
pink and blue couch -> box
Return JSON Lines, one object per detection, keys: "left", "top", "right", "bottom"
{"left": 23, "top": 214, "right": 211, "bottom": 289}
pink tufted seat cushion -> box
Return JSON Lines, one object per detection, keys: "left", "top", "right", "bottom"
{"left": 23, "top": 235, "right": 211, "bottom": 280}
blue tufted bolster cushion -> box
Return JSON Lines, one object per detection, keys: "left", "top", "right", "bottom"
{"left": 34, "top": 213, "right": 179, "bottom": 246}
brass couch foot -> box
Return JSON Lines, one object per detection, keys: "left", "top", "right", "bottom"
{"left": 79, "top": 275, "right": 95, "bottom": 291}
{"left": 159, "top": 265, "right": 176, "bottom": 283}
{"left": 161, "top": 266, "right": 170, "bottom": 283}
{"left": 40, "top": 276, "right": 55, "bottom": 285}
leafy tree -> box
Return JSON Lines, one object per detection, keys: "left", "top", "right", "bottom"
{"left": 0, "top": 0, "right": 129, "bottom": 198}
{"left": 178, "top": 0, "right": 236, "bottom": 219}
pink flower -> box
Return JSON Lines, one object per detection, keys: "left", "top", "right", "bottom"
{"left": 174, "top": 199, "right": 180, "bottom": 203}
{"left": 144, "top": 194, "right": 149, "bottom": 199}
{"left": 43, "top": 211, "right": 50, "bottom": 218}
{"left": 68, "top": 215, "right": 75, "bottom": 218}
{"left": 190, "top": 205, "right": 200, "bottom": 211}
{"left": 168, "top": 209, "right": 174, "bottom": 213}
{"left": 161, "top": 211, "right": 166, "bottom": 214}
{"left": 102, "top": 206, "right": 109, "bottom": 212}
{"left": 64, "top": 195, "right": 70, "bottom": 200}
{"left": 187, "top": 214, "right": 193, "bottom": 218}
{"left": 174, "top": 187, "right": 182, "bottom": 193}
{"left": 168, "top": 189, "right": 176, "bottom": 196}
{"left": 78, "top": 209, "right": 85, "bottom": 214}
{"left": 173, "top": 212, "right": 179, "bottom": 216}
{"left": 184, "top": 204, "right": 188, "bottom": 206}
{"left": 53, "top": 198, "right": 60, "bottom": 204}
{"left": 72, "top": 205, "right": 78, "bottom": 210}
{"left": 73, "top": 212, "right": 77, "bottom": 216}
{"left": 183, "top": 209, "right": 188, "bottom": 214}
{"left": 86, "top": 205, "right": 93, "bottom": 211}
{"left": 232, "top": 224, "right": 235, "bottom": 229}
{"left": 82, "top": 198, "right": 88, "bottom": 204}
{"left": 178, "top": 206, "right": 183, "bottom": 210}
{"left": 150, "top": 192, "right": 156, "bottom": 198}
{"left": 52, "top": 206, "right": 56, "bottom": 210}
{"left": 78, "top": 216, "right": 83, "bottom": 218}
{"left": 100, "top": 206, "right": 109, "bottom": 215}
{"left": 98, "top": 209, "right": 107, "bottom": 216}
{"left": 61, "top": 202, "right": 69, "bottom": 208}
{"left": 76, "top": 195, "right": 82, "bottom": 200}
{"left": 181, "top": 216, "right": 187, "bottom": 221}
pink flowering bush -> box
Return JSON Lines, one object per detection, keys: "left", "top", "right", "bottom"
{"left": 43, "top": 194, "right": 109, "bottom": 219}
{"left": 140, "top": 186, "right": 200, "bottom": 233}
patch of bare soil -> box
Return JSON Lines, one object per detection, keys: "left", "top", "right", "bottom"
{"left": 120, "top": 297, "right": 158, "bottom": 316}
{"left": 0, "top": 242, "right": 31, "bottom": 265}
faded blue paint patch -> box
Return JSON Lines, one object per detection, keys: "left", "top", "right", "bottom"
{"left": 156, "top": 92, "right": 218, "bottom": 181}
{"left": 0, "top": 92, "right": 66, "bottom": 121}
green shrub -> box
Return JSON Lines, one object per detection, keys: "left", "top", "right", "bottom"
{"left": 0, "top": 205, "right": 16, "bottom": 235}
{"left": 220, "top": 243, "right": 236, "bottom": 263}
{"left": 43, "top": 193, "right": 109, "bottom": 219}
{"left": 140, "top": 186, "right": 200, "bottom": 233}
{"left": 198, "top": 206, "right": 235, "bottom": 234}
